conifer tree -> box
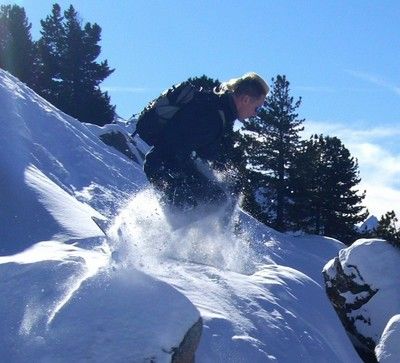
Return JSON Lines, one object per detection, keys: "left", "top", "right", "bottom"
{"left": 376, "top": 211, "right": 400, "bottom": 248}
{"left": 0, "top": 4, "right": 35, "bottom": 86}
{"left": 241, "top": 75, "right": 304, "bottom": 230}
{"left": 289, "top": 134, "right": 368, "bottom": 243}
{"left": 185, "top": 74, "right": 220, "bottom": 91}
{"left": 35, "top": 3, "right": 64, "bottom": 104}
{"left": 37, "top": 4, "right": 115, "bottom": 125}
{"left": 287, "top": 138, "right": 321, "bottom": 231}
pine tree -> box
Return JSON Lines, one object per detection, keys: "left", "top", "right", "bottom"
{"left": 287, "top": 138, "right": 321, "bottom": 231}
{"left": 241, "top": 75, "right": 304, "bottom": 230}
{"left": 0, "top": 4, "right": 35, "bottom": 86}
{"left": 35, "top": 3, "right": 64, "bottom": 104}
{"left": 289, "top": 134, "right": 368, "bottom": 243}
{"left": 376, "top": 211, "right": 400, "bottom": 248}
{"left": 185, "top": 74, "right": 220, "bottom": 91}
{"left": 37, "top": 4, "right": 115, "bottom": 125}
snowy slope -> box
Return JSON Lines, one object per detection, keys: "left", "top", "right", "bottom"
{"left": 0, "top": 70, "right": 144, "bottom": 254}
{"left": 0, "top": 70, "right": 362, "bottom": 362}
{"left": 108, "top": 194, "right": 362, "bottom": 362}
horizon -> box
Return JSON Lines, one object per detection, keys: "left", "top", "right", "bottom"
{"left": 2, "top": 0, "right": 400, "bottom": 219}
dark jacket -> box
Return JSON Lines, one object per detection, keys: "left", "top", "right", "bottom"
{"left": 144, "top": 92, "right": 238, "bottom": 176}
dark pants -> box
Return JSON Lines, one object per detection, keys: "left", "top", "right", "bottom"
{"left": 144, "top": 151, "right": 227, "bottom": 212}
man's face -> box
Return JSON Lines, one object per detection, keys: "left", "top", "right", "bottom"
{"left": 235, "top": 94, "right": 266, "bottom": 121}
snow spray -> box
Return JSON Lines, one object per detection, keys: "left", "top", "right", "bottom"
{"left": 106, "top": 189, "right": 257, "bottom": 275}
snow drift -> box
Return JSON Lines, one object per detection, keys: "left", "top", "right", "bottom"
{"left": 0, "top": 70, "right": 144, "bottom": 254}
{"left": 375, "top": 314, "right": 400, "bottom": 363}
{"left": 0, "top": 70, "right": 363, "bottom": 362}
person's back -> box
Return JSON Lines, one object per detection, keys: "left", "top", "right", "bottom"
{"left": 147, "top": 90, "right": 224, "bottom": 162}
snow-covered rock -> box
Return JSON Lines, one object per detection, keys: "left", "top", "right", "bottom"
{"left": 0, "top": 241, "right": 201, "bottom": 362}
{"left": 357, "top": 215, "right": 379, "bottom": 234}
{"left": 323, "top": 239, "right": 400, "bottom": 360}
{"left": 375, "top": 314, "right": 400, "bottom": 363}
{"left": 85, "top": 121, "right": 149, "bottom": 165}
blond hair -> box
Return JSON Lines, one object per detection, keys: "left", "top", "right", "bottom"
{"left": 215, "top": 72, "right": 269, "bottom": 97}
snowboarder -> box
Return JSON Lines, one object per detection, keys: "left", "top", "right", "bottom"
{"left": 141, "top": 72, "right": 269, "bottom": 225}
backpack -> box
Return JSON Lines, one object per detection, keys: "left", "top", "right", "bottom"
{"left": 134, "top": 82, "right": 207, "bottom": 146}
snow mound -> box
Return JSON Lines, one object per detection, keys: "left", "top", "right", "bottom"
{"left": 375, "top": 315, "right": 400, "bottom": 363}
{"left": 0, "top": 241, "right": 199, "bottom": 362}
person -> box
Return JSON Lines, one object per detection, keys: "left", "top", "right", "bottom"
{"left": 143, "top": 72, "right": 269, "bottom": 222}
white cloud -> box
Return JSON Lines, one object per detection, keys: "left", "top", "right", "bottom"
{"left": 359, "top": 181, "right": 400, "bottom": 218}
{"left": 345, "top": 70, "right": 400, "bottom": 97}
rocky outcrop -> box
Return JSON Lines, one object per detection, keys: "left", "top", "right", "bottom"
{"left": 323, "top": 255, "right": 378, "bottom": 361}
{"left": 171, "top": 318, "right": 203, "bottom": 363}
{"left": 100, "top": 130, "right": 140, "bottom": 163}
{"left": 323, "top": 239, "right": 400, "bottom": 362}
{"left": 84, "top": 121, "right": 148, "bottom": 165}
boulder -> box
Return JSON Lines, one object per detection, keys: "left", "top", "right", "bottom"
{"left": 323, "top": 239, "right": 400, "bottom": 362}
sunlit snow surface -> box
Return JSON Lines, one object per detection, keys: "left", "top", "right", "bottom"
{"left": 0, "top": 70, "right": 362, "bottom": 362}
{"left": 105, "top": 190, "right": 362, "bottom": 362}
{"left": 375, "top": 315, "right": 400, "bottom": 363}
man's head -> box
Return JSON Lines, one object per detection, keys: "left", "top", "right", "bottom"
{"left": 218, "top": 72, "right": 269, "bottom": 121}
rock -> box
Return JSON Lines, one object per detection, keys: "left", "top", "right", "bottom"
{"left": 323, "top": 239, "right": 400, "bottom": 362}
{"left": 100, "top": 130, "right": 140, "bottom": 163}
{"left": 357, "top": 215, "right": 379, "bottom": 234}
{"left": 171, "top": 318, "right": 203, "bottom": 363}
{"left": 323, "top": 255, "right": 378, "bottom": 361}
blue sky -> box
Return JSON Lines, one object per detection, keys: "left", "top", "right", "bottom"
{"left": 3, "top": 0, "right": 400, "bottom": 219}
